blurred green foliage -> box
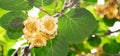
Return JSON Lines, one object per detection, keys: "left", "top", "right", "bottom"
{"left": 0, "top": 0, "right": 120, "bottom": 56}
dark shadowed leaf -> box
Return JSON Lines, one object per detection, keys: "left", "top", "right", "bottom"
{"left": 87, "top": 36, "right": 101, "bottom": 47}
{"left": 103, "top": 42, "right": 120, "bottom": 54}
{"left": 8, "top": 18, "right": 24, "bottom": 30}
{"left": 0, "top": 11, "right": 27, "bottom": 39}
{"left": 7, "top": 49, "right": 15, "bottom": 56}
{"left": 67, "top": 49, "right": 77, "bottom": 56}
{"left": 103, "top": 17, "right": 117, "bottom": 26}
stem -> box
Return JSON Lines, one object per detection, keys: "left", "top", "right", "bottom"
{"left": 53, "top": 0, "right": 58, "bottom": 13}
{"left": 12, "top": 47, "right": 20, "bottom": 56}
{"left": 22, "top": 44, "right": 32, "bottom": 56}
{"left": 54, "top": 0, "right": 68, "bottom": 17}
{"left": 54, "top": 0, "right": 80, "bottom": 17}
{"left": 96, "top": 45, "right": 103, "bottom": 56}
{"left": 39, "top": 8, "right": 52, "bottom": 16}
{"left": 95, "top": 29, "right": 120, "bottom": 37}
{"left": 12, "top": 43, "right": 32, "bottom": 56}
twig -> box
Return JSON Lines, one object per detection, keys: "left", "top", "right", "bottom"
{"left": 39, "top": 8, "right": 52, "bottom": 16}
{"left": 96, "top": 45, "right": 103, "bottom": 56}
{"left": 94, "top": 29, "right": 120, "bottom": 37}
{"left": 22, "top": 44, "right": 32, "bottom": 56}
{"left": 73, "top": 0, "right": 80, "bottom": 8}
{"left": 54, "top": 0, "right": 80, "bottom": 17}
{"left": 54, "top": 0, "right": 68, "bottom": 17}
{"left": 12, "top": 43, "right": 32, "bottom": 56}
{"left": 12, "top": 47, "right": 20, "bottom": 56}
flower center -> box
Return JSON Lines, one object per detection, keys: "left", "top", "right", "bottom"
{"left": 43, "top": 19, "right": 55, "bottom": 31}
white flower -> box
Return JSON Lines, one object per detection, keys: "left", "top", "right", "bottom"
{"left": 23, "top": 16, "right": 48, "bottom": 47}
{"left": 23, "top": 15, "right": 58, "bottom": 47}
{"left": 31, "top": 32, "right": 47, "bottom": 47}
{"left": 23, "top": 16, "right": 40, "bottom": 33}
{"left": 40, "top": 15, "right": 58, "bottom": 35}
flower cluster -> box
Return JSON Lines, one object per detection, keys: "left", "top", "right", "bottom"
{"left": 95, "top": 0, "right": 120, "bottom": 19}
{"left": 23, "top": 15, "right": 58, "bottom": 47}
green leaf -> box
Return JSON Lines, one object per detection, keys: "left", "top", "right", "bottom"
{"left": 67, "top": 49, "right": 76, "bottom": 56}
{"left": 7, "top": 49, "right": 15, "bottom": 56}
{"left": 84, "top": 0, "right": 97, "bottom": 4}
{"left": 103, "top": 17, "right": 117, "bottom": 26}
{"left": 33, "top": 0, "right": 54, "bottom": 8}
{"left": 38, "top": 0, "right": 64, "bottom": 18}
{"left": 95, "top": 21, "right": 108, "bottom": 35}
{"left": 0, "top": 35, "right": 17, "bottom": 56}
{"left": 0, "top": 8, "right": 8, "bottom": 17}
{"left": 0, "top": 0, "right": 32, "bottom": 10}
{"left": 103, "top": 43, "right": 120, "bottom": 54}
{"left": 58, "top": 8, "right": 98, "bottom": 44}
{"left": 87, "top": 37, "right": 101, "bottom": 47}
{"left": 0, "top": 11, "right": 27, "bottom": 39}
{"left": 0, "top": 53, "right": 2, "bottom": 56}
{"left": 8, "top": 17, "right": 24, "bottom": 30}
{"left": 34, "top": 35, "right": 69, "bottom": 56}
{"left": 101, "top": 36, "right": 117, "bottom": 45}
